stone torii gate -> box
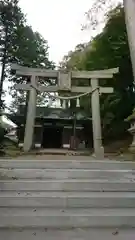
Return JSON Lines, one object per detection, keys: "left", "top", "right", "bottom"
{"left": 11, "top": 64, "right": 118, "bottom": 157}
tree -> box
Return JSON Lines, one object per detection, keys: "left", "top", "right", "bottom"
{"left": 60, "top": 5, "right": 135, "bottom": 141}
{"left": 0, "top": 0, "right": 25, "bottom": 154}
{"left": 0, "top": 0, "right": 25, "bottom": 109}
{"left": 0, "top": 0, "right": 55, "bottom": 113}
{"left": 9, "top": 24, "right": 55, "bottom": 111}
{"left": 82, "top": 0, "right": 122, "bottom": 31}
{"left": 59, "top": 44, "right": 87, "bottom": 70}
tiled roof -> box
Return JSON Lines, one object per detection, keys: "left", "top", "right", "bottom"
{"left": 18, "top": 106, "right": 90, "bottom": 120}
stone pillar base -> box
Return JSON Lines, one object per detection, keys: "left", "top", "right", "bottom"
{"left": 96, "top": 146, "right": 104, "bottom": 159}
{"left": 129, "top": 143, "right": 135, "bottom": 153}
{"left": 92, "top": 146, "right": 104, "bottom": 159}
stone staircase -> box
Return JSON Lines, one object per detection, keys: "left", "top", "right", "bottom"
{"left": 0, "top": 159, "right": 135, "bottom": 239}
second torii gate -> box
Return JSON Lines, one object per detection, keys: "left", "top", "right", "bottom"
{"left": 11, "top": 64, "right": 118, "bottom": 158}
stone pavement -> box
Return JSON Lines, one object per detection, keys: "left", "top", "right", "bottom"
{"left": 14, "top": 152, "right": 135, "bottom": 161}
{"left": 15, "top": 154, "right": 95, "bottom": 160}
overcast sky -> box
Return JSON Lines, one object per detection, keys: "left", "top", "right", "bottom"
{"left": 19, "top": 0, "right": 93, "bottom": 65}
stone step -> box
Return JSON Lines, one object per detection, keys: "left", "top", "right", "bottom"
{"left": 1, "top": 179, "right": 135, "bottom": 191}
{"left": 0, "top": 160, "right": 135, "bottom": 237}
{"left": 0, "top": 160, "right": 135, "bottom": 170}
{"left": 1, "top": 207, "right": 135, "bottom": 216}
{"left": 0, "top": 228, "right": 135, "bottom": 240}
{"left": 0, "top": 192, "right": 135, "bottom": 207}
{"left": 0, "top": 208, "right": 135, "bottom": 228}
{"left": 0, "top": 168, "right": 135, "bottom": 180}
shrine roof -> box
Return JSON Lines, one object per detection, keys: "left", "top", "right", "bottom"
{"left": 19, "top": 105, "right": 91, "bottom": 120}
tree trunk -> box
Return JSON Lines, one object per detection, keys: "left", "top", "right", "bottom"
{"left": 0, "top": 26, "right": 8, "bottom": 111}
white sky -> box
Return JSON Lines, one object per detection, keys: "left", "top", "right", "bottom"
{"left": 19, "top": 0, "right": 93, "bottom": 65}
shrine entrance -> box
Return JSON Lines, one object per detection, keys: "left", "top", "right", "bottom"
{"left": 42, "top": 125, "right": 63, "bottom": 149}
{"left": 11, "top": 64, "right": 118, "bottom": 158}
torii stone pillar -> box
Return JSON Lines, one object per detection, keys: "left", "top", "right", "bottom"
{"left": 91, "top": 79, "right": 104, "bottom": 158}
{"left": 124, "top": 1, "right": 135, "bottom": 151}
{"left": 23, "top": 75, "right": 37, "bottom": 152}
{"left": 124, "top": 0, "right": 135, "bottom": 80}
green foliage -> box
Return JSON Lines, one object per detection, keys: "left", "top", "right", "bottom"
{"left": 0, "top": 0, "right": 24, "bottom": 109}
{"left": 60, "top": 5, "right": 134, "bottom": 140}
{"left": 60, "top": 44, "right": 87, "bottom": 70}
{"left": 0, "top": 0, "right": 55, "bottom": 112}
{"left": 0, "top": 0, "right": 24, "bottom": 61}
{"left": 9, "top": 24, "right": 55, "bottom": 110}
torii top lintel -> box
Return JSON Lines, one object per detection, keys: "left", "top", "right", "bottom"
{"left": 11, "top": 64, "right": 119, "bottom": 79}
{"left": 11, "top": 64, "right": 119, "bottom": 93}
